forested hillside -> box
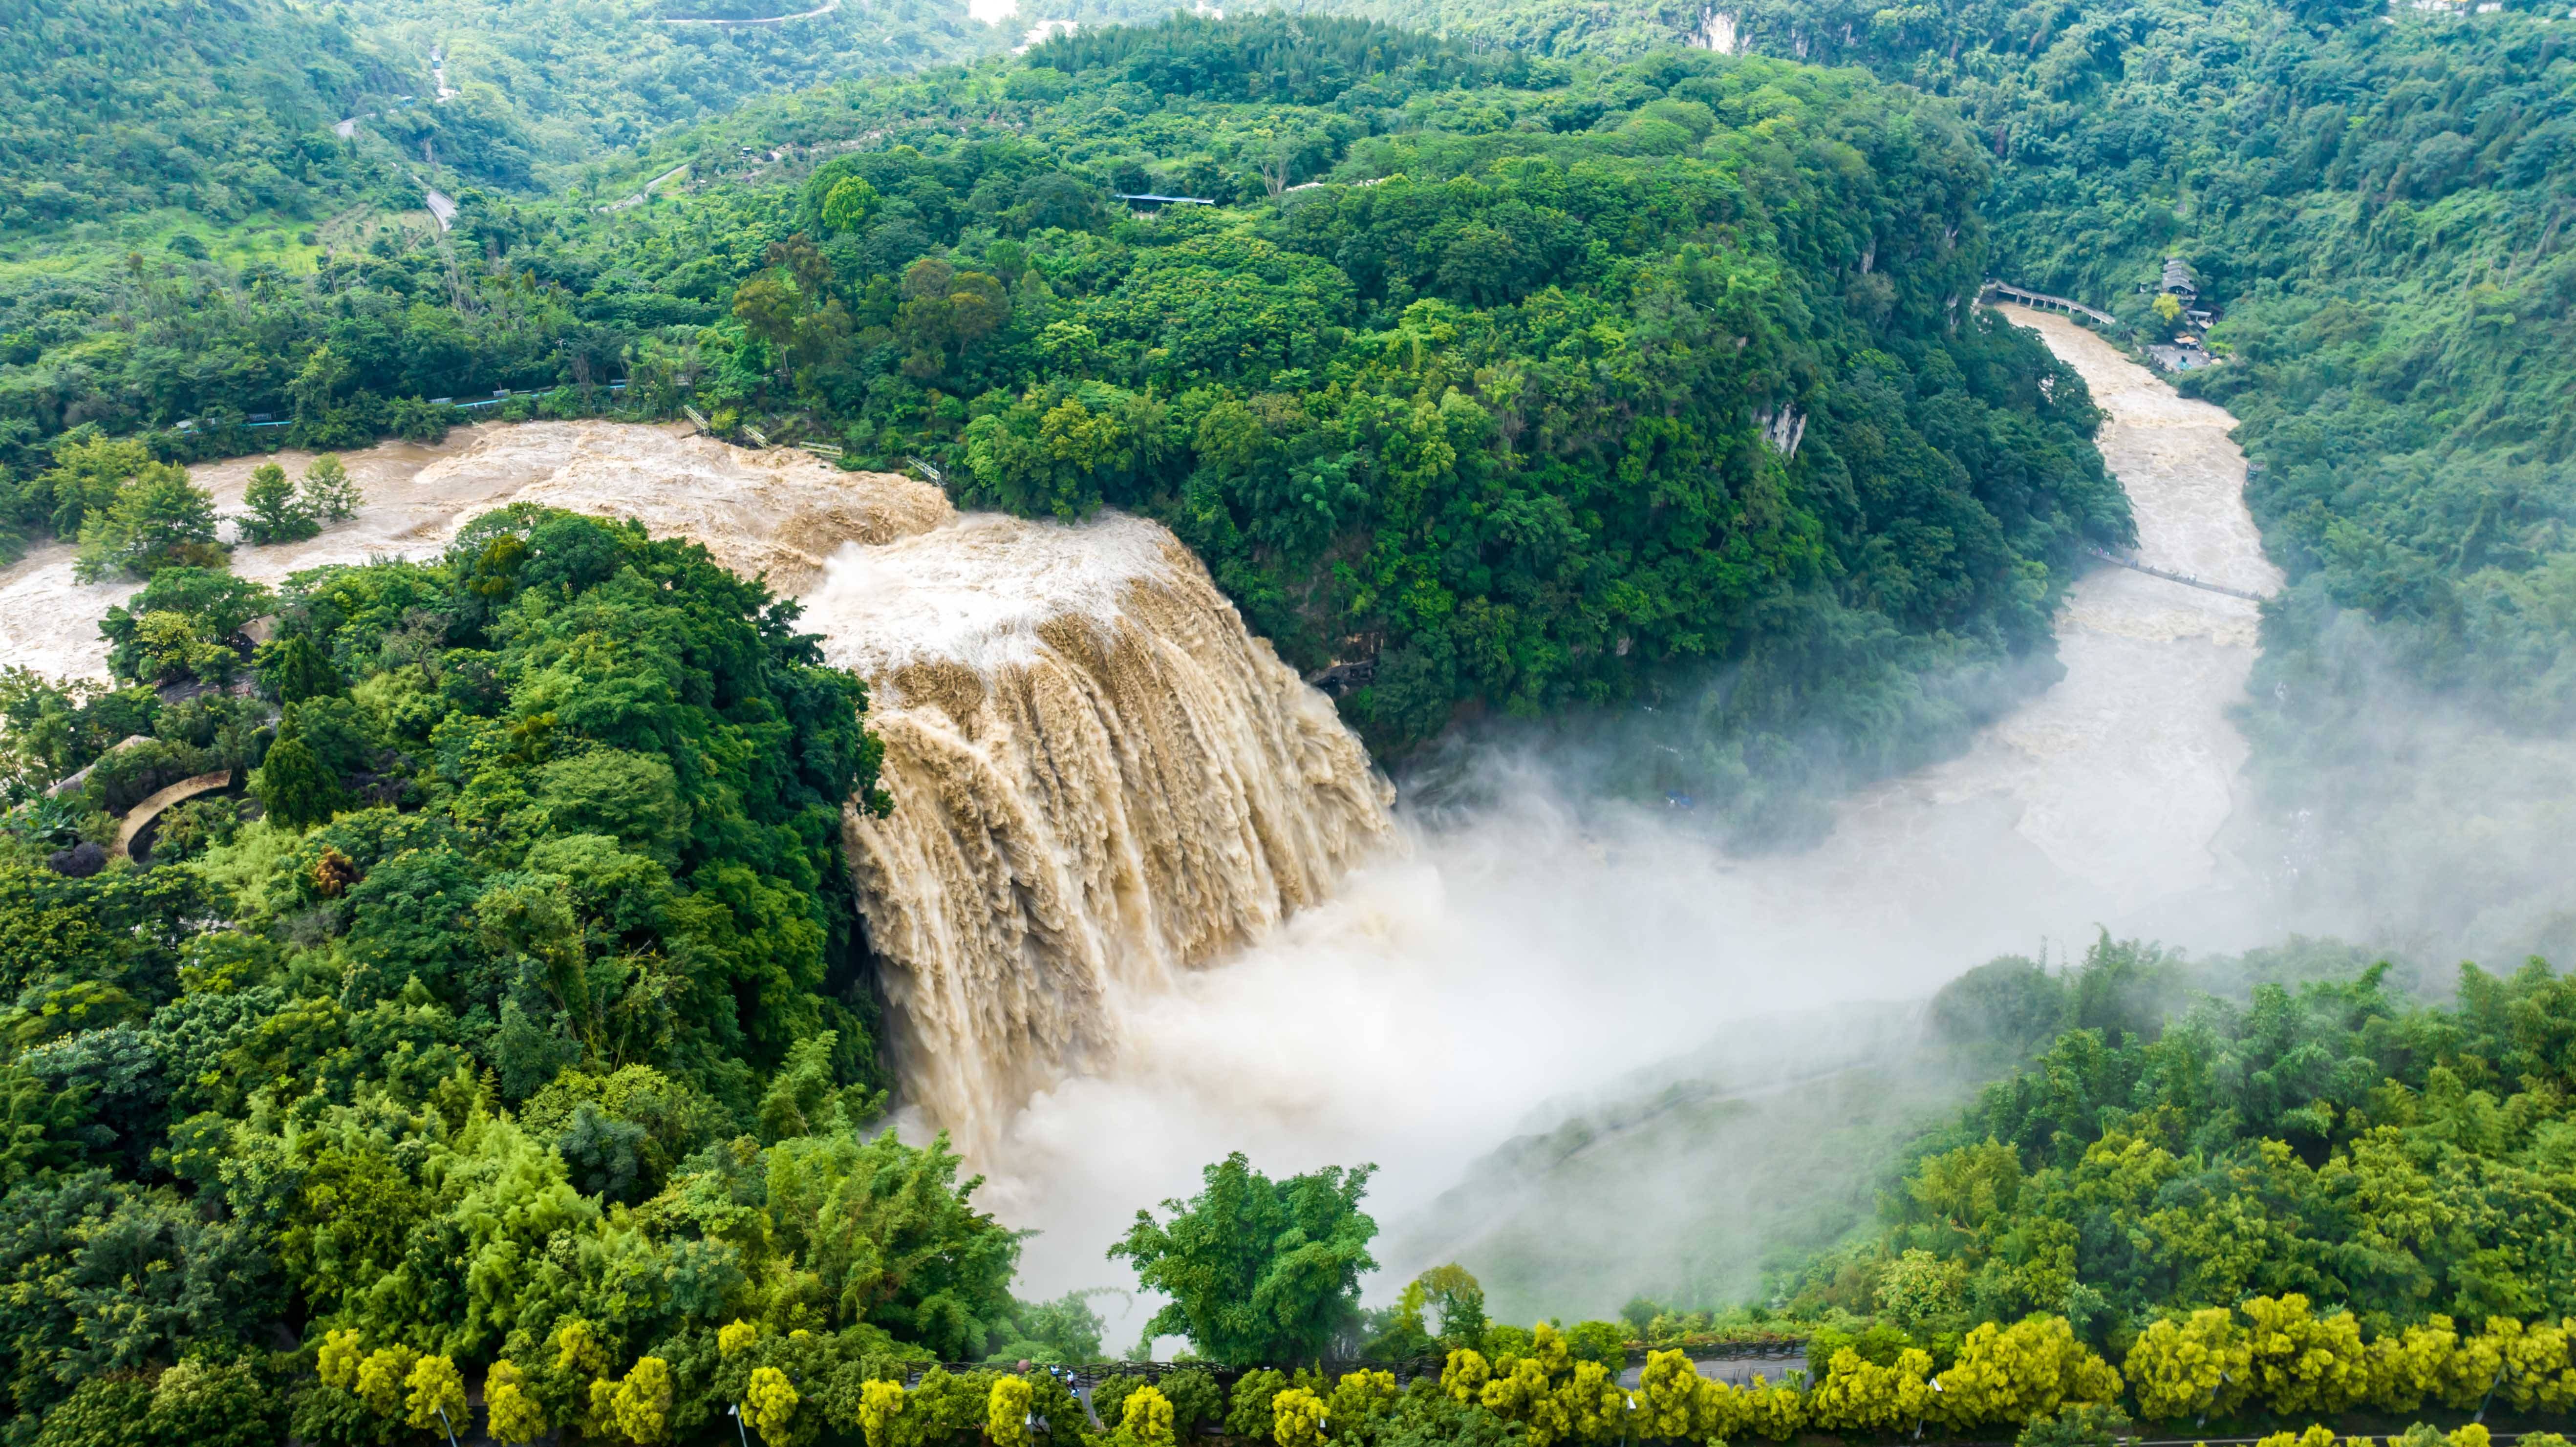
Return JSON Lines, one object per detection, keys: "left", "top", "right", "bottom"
{"left": 0, "top": 499, "right": 1038, "bottom": 1444}
{"left": 1698, "top": 0, "right": 2576, "bottom": 723}
{"left": 1333, "top": 0, "right": 2576, "bottom": 933}
{"left": 0, "top": 0, "right": 393, "bottom": 229}
{"left": 0, "top": 18, "right": 2129, "bottom": 833}
{"left": 339, "top": 0, "right": 1000, "bottom": 176}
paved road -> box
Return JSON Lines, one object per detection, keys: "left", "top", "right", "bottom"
{"left": 424, "top": 188, "right": 457, "bottom": 231}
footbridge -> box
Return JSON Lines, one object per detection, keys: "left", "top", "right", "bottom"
{"left": 2086, "top": 545, "right": 2269, "bottom": 602}
{"left": 1981, "top": 280, "right": 2117, "bottom": 326}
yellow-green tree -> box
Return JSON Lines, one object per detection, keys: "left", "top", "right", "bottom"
{"left": 355, "top": 1345, "right": 420, "bottom": 1419}
{"left": 1933, "top": 1315, "right": 2121, "bottom": 1430}
{"left": 1328, "top": 1370, "right": 1400, "bottom": 1437}
{"left": 987, "top": 1375, "right": 1033, "bottom": 1447}
{"left": 485, "top": 1361, "right": 549, "bottom": 1446}
{"left": 2243, "top": 1296, "right": 2368, "bottom": 1415}
{"left": 1810, "top": 1347, "right": 1935, "bottom": 1433}
{"left": 1555, "top": 1360, "right": 1629, "bottom": 1445}
{"left": 2368, "top": 1318, "right": 2457, "bottom": 1412}
{"left": 404, "top": 1354, "right": 467, "bottom": 1435}
{"left": 317, "top": 1329, "right": 364, "bottom": 1392}
{"left": 2126, "top": 1308, "right": 2253, "bottom": 1422}
{"left": 1442, "top": 1348, "right": 1492, "bottom": 1404}
{"left": 1124, "top": 1384, "right": 1176, "bottom": 1445}
{"left": 1481, "top": 1356, "right": 1559, "bottom": 1440}
{"left": 2252, "top": 1425, "right": 2338, "bottom": 1447}
{"left": 857, "top": 1380, "right": 907, "bottom": 1447}
{"left": 1636, "top": 1351, "right": 1726, "bottom": 1442}
{"left": 720, "top": 1320, "right": 761, "bottom": 1358}
{"left": 611, "top": 1357, "right": 674, "bottom": 1444}
{"left": 1737, "top": 1375, "right": 1809, "bottom": 1442}
{"left": 748, "top": 1365, "right": 809, "bottom": 1447}
{"left": 2491, "top": 1317, "right": 2576, "bottom": 1412}
{"left": 1272, "top": 1386, "right": 1328, "bottom": 1447}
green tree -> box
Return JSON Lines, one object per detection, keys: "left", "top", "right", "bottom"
{"left": 255, "top": 631, "right": 343, "bottom": 703}
{"left": 1110, "top": 1152, "right": 1378, "bottom": 1365}
{"left": 238, "top": 463, "right": 317, "bottom": 545}
{"left": 249, "top": 712, "right": 343, "bottom": 830}
{"left": 31, "top": 435, "right": 154, "bottom": 541}
{"left": 300, "top": 454, "right": 361, "bottom": 522}
{"left": 821, "top": 176, "right": 879, "bottom": 234}
{"left": 72, "top": 464, "right": 223, "bottom": 581}
{"left": 141, "top": 1358, "right": 275, "bottom": 1447}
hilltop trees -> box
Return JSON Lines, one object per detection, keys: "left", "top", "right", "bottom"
{"left": 4, "top": 24, "right": 2130, "bottom": 834}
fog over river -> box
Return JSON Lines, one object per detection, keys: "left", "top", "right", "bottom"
{"left": 975, "top": 305, "right": 2289, "bottom": 1322}
{"left": 0, "top": 307, "right": 2283, "bottom": 1336}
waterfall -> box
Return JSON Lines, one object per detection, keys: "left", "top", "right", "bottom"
{"left": 798, "top": 509, "right": 1395, "bottom": 1150}
{"left": 0, "top": 421, "right": 1394, "bottom": 1149}
{"left": 482, "top": 426, "right": 1399, "bottom": 1147}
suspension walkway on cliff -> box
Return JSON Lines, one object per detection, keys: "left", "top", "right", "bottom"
{"left": 2086, "top": 545, "right": 2269, "bottom": 602}
{"left": 1982, "top": 280, "right": 2118, "bottom": 326}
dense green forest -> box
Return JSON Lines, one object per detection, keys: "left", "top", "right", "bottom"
{"left": 338, "top": 0, "right": 1000, "bottom": 179}
{"left": 0, "top": 18, "right": 2130, "bottom": 832}
{"left": 0, "top": 0, "right": 393, "bottom": 230}
{"left": 1318, "top": 0, "right": 2576, "bottom": 932}
{"left": 0, "top": 0, "right": 1001, "bottom": 235}
{"left": 0, "top": 493, "right": 1042, "bottom": 1444}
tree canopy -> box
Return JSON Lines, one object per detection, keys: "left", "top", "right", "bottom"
{"left": 1111, "top": 1151, "right": 1383, "bottom": 1366}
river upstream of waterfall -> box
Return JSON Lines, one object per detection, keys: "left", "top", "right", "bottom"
{"left": 0, "top": 306, "right": 2280, "bottom": 1336}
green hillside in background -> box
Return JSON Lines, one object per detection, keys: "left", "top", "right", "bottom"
{"left": 0, "top": 0, "right": 393, "bottom": 229}
{"left": 340, "top": 0, "right": 1001, "bottom": 181}
{"left": 0, "top": 17, "right": 2134, "bottom": 837}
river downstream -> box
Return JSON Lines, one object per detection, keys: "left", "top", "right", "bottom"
{"left": 1742, "top": 306, "right": 2284, "bottom": 962}
{"left": 975, "top": 306, "right": 2287, "bottom": 1320}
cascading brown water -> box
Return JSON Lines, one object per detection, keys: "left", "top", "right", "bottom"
{"left": 0, "top": 421, "right": 1395, "bottom": 1151}
{"left": 798, "top": 515, "right": 1392, "bottom": 1149}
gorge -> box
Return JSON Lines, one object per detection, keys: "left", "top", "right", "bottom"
{"left": 0, "top": 304, "right": 2282, "bottom": 1324}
